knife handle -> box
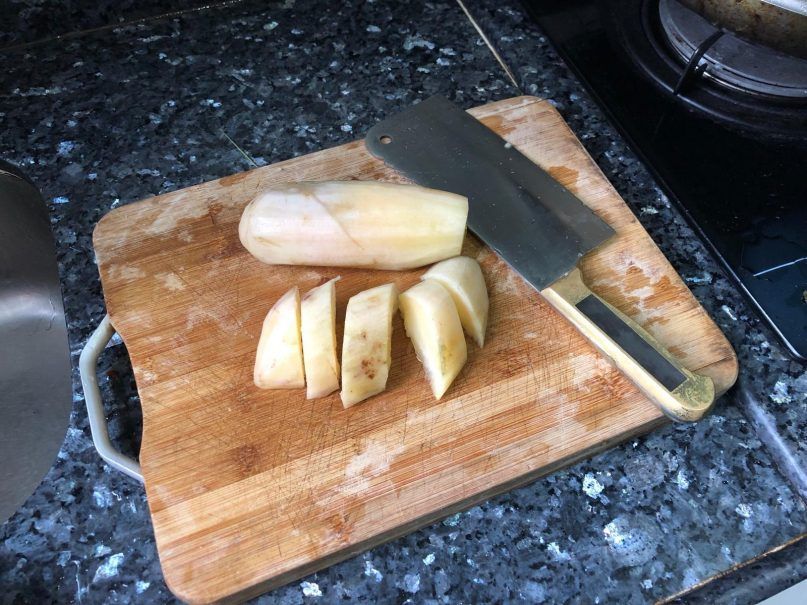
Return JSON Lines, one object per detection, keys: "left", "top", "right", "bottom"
{"left": 541, "top": 268, "right": 715, "bottom": 422}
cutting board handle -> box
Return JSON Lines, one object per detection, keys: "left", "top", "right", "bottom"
{"left": 542, "top": 268, "right": 715, "bottom": 422}
{"left": 79, "top": 314, "right": 144, "bottom": 481}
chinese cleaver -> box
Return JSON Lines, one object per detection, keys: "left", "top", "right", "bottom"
{"left": 365, "top": 96, "right": 714, "bottom": 422}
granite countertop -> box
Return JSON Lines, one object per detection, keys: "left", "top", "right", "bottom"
{"left": 1, "top": 0, "right": 805, "bottom": 603}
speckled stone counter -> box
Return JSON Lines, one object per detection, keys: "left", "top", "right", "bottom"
{"left": 1, "top": 1, "right": 805, "bottom": 603}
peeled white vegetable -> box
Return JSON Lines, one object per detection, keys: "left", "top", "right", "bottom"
{"left": 301, "top": 278, "right": 340, "bottom": 399}
{"left": 422, "top": 256, "right": 489, "bottom": 347}
{"left": 340, "top": 283, "right": 398, "bottom": 408}
{"left": 238, "top": 181, "right": 468, "bottom": 270}
{"left": 399, "top": 280, "right": 467, "bottom": 400}
{"left": 253, "top": 287, "right": 305, "bottom": 389}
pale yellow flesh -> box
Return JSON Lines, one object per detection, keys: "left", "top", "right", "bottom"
{"left": 253, "top": 287, "right": 305, "bottom": 389}
{"left": 340, "top": 283, "right": 398, "bottom": 408}
{"left": 399, "top": 280, "right": 467, "bottom": 400}
{"left": 238, "top": 181, "right": 469, "bottom": 270}
{"left": 301, "top": 278, "right": 340, "bottom": 399}
{"left": 422, "top": 256, "right": 489, "bottom": 347}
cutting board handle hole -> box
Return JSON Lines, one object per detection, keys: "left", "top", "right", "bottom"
{"left": 379, "top": 135, "right": 393, "bottom": 145}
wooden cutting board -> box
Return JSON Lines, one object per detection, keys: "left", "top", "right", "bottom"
{"left": 93, "top": 96, "right": 737, "bottom": 604}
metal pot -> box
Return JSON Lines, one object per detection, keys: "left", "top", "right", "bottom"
{"left": 678, "top": 0, "right": 807, "bottom": 59}
{"left": 0, "top": 162, "right": 72, "bottom": 522}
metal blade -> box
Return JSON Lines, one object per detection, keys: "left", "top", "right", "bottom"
{"left": 366, "top": 96, "right": 615, "bottom": 290}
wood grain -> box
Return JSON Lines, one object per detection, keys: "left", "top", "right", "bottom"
{"left": 93, "top": 96, "right": 737, "bottom": 604}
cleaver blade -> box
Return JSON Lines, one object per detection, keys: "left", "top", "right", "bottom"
{"left": 366, "top": 96, "right": 715, "bottom": 422}
{"left": 367, "top": 95, "right": 614, "bottom": 291}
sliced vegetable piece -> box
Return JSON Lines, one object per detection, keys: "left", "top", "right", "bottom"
{"left": 253, "top": 287, "right": 305, "bottom": 389}
{"left": 340, "top": 283, "right": 398, "bottom": 408}
{"left": 399, "top": 280, "right": 467, "bottom": 400}
{"left": 301, "top": 277, "right": 340, "bottom": 399}
{"left": 422, "top": 256, "right": 489, "bottom": 347}
{"left": 238, "top": 181, "right": 468, "bottom": 270}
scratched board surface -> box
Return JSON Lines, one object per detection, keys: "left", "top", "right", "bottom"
{"left": 93, "top": 97, "right": 737, "bottom": 604}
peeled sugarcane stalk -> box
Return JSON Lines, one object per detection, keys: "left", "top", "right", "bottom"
{"left": 253, "top": 287, "right": 305, "bottom": 389}
{"left": 239, "top": 181, "right": 468, "bottom": 270}
{"left": 301, "top": 278, "right": 340, "bottom": 399}
{"left": 422, "top": 256, "right": 489, "bottom": 348}
{"left": 340, "top": 284, "right": 398, "bottom": 408}
{"left": 399, "top": 280, "right": 467, "bottom": 400}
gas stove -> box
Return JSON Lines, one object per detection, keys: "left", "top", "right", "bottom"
{"left": 522, "top": 0, "right": 807, "bottom": 359}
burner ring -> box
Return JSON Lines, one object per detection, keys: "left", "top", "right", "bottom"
{"left": 601, "top": 0, "right": 807, "bottom": 139}
{"left": 659, "top": 0, "right": 807, "bottom": 102}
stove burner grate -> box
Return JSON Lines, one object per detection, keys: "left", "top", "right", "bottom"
{"left": 659, "top": 0, "right": 807, "bottom": 103}
{"left": 602, "top": 0, "right": 807, "bottom": 139}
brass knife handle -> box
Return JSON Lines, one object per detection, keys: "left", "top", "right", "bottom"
{"left": 541, "top": 268, "right": 715, "bottom": 422}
